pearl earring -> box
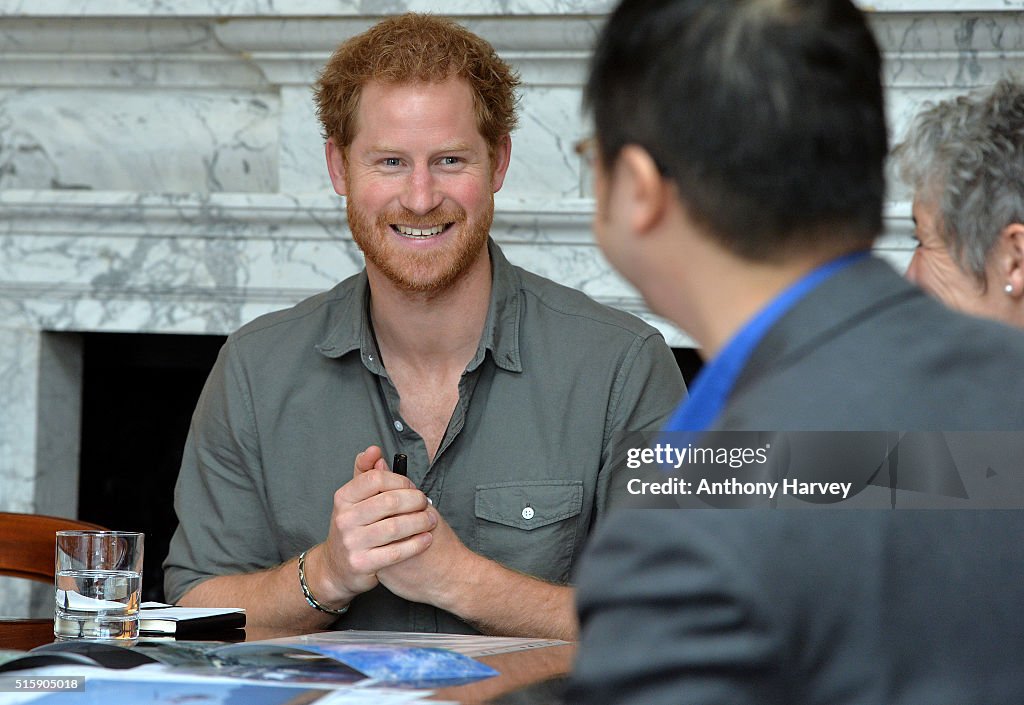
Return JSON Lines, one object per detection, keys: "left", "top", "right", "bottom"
{"left": 1005, "top": 283, "right": 1014, "bottom": 295}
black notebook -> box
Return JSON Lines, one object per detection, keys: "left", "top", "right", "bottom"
{"left": 139, "top": 603, "right": 245, "bottom": 636}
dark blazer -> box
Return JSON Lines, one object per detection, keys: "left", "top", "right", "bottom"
{"left": 715, "top": 257, "right": 1024, "bottom": 430}
{"left": 571, "top": 258, "right": 1024, "bottom": 704}
{"left": 570, "top": 510, "right": 1024, "bottom": 705}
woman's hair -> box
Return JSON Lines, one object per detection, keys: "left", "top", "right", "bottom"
{"left": 894, "top": 79, "right": 1024, "bottom": 283}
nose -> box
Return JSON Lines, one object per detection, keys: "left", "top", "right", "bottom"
{"left": 400, "top": 163, "right": 443, "bottom": 215}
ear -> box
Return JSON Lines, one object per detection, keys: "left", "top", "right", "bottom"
{"left": 325, "top": 137, "right": 348, "bottom": 196}
{"left": 616, "top": 145, "right": 670, "bottom": 236}
{"left": 999, "top": 222, "right": 1024, "bottom": 297}
{"left": 490, "top": 135, "right": 513, "bottom": 193}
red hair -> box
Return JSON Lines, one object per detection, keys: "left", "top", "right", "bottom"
{"left": 314, "top": 13, "right": 521, "bottom": 160}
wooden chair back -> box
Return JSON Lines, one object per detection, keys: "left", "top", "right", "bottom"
{"left": 0, "top": 512, "right": 106, "bottom": 584}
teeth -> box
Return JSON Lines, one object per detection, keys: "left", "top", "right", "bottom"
{"left": 395, "top": 224, "right": 446, "bottom": 237}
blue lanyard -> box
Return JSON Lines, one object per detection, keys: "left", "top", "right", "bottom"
{"left": 665, "top": 251, "right": 869, "bottom": 432}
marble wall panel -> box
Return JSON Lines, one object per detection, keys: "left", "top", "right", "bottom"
{"left": 33, "top": 333, "right": 82, "bottom": 513}
{"left": 0, "top": 325, "right": 37, "bottom": 614}
{"left": 0, "top": 89, "right": 280, "bottom": 192}
{"left": 278, "top": 85, "right": 331, "bottom": 195}
{"left": 0, "top": 328, "right": 70, "bottom": 619}
{"left": 0, "top": 235, "right": 361, "bottom": 305}
{"left": 0, "top": 18, "right": 227, "bottom": 59}
{"left": 0, "top": 0, "right": 617, "bottom": 17}
{"left": 0, "top": 19, "right": 267, "bottom": 96}
{"left": 504, "top": 87, "right": 588, "bottom": 200}
{"left": 0, "top": 328, "right": 39, "bottom": 513}
{"left": 8, "top": 0, "right": 1012, "bottom": 17}
{"left": 877, "top": 11, "right": 1024, "bottom": 208}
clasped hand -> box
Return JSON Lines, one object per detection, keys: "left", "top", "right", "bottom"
{"left": 317, "top": 445, "right": 469, "bottom": 607}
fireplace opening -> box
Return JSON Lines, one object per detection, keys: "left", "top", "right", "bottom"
{"left": 78, "top": 332, "right": 226, "bottom": 603}
{"left": 673, "top": 347, "right": 702, "bottom": 386}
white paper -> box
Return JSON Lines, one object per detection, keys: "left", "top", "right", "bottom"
{"left": 55, "top": 589, "right": 126, "bottom": 611}
{"left": 139, "top": 606, "right": 244, "bottom": 621}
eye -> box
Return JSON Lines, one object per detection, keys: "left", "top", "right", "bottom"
{"left": 382, "top": 157, "right": 402, "bottom": 167}
{"left": 439, "top": 156, "right": 461, "bottom": 166}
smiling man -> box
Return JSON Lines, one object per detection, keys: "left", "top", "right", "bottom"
{"left": 162, "top": 13, "right": 684, "bottom": 639}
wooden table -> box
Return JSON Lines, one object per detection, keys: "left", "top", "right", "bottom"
{"left": 0, "top": 618, "right": 53, "bottom": 651}
{"left": 0, "top": 619, "right": 574, "bottom": 704}
{"left": 432, "top": 642, "right": 572, "bottom": 703}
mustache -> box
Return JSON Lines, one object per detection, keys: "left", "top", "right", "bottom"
{"left": 375, "top": 206, "right": 467, "bottom": 229}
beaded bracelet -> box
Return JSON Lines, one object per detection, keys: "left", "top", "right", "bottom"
{"left": 298, "top": 549, "right": 349, "bottom": 616}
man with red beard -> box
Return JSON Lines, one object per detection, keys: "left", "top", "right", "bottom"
{"left": 163, "top": 13, "right": 684, "bottom": 639}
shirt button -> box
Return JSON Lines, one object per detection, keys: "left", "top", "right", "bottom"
{"left": 394, "top": 420, "right": 404, "bottom": 432}
{"left": 522, "top": 506, "right": 535, "bottom": 520}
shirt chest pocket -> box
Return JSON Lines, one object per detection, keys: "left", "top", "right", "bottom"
{"left": 473, "top": 480, "right": 584, "bottom": 584}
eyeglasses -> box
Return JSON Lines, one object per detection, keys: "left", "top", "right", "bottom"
{"left": 574, "top": 135, "right": 598, "bottom": 166}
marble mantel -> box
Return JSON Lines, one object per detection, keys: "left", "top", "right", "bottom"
{"left": 1, "top": 3, "right": 1022, "bottom": 609}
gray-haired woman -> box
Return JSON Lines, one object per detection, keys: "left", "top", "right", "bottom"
{"left": 894, "top": 78, "right": 1024, "bottom": 328}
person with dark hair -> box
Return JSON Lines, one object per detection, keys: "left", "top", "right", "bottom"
{"left": 569, "top": 0, "right": 1024, "bottom": 702}
{"left": 581, "top": 0, "right": 1024, "bottom": 433}
{"left": 163, "top": 13, "right": 684, "bottom": 638}
{"left": 895, "top": 79, "right": 1024, "bottom": 327}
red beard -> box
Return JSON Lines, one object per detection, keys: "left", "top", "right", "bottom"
{"left": 347, "top": 197, "right": 493, "bottom": 295}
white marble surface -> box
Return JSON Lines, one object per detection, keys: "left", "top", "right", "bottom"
{"left": 860, "top": 1, "right": 1024, "bottom": 10}
{"left": 0, "top": 0, "right": 616, "bottom": 17}
{"left": 3, "top": 0, "right": 1022, "bottom": 16}
{"left": 0, "top": 89, "right": 279, "bottom": 192}
{"left": 0, "top": 322, "right": 44, "bottom": 618}
{"left": 0, "top": 189, "right": 643, "bottom": 332}
{"left": 0, "top": 328, "right": 41, "bottom": 513}
{"left": 33, "top": 333, "right": 82, "bottom": 518}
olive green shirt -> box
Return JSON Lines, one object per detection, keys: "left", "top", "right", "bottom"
{"left": 164, "top": 240, "right": 685, "bottom": 633}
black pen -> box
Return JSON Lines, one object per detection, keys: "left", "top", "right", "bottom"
{"left": 392, "top": 453, "right": 408, "bottom": 476}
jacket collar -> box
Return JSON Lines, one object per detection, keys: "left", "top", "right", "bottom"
{"left": 731, "top": 256, "right": 923, "bottom": 398}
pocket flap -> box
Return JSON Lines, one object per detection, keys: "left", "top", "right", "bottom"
{"left": 475, "top": 480, "right": 584, "bottom": 530}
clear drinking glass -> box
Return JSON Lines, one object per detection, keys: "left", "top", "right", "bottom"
{"left": 54, "top": 530, "right": 144, "bottom": 644}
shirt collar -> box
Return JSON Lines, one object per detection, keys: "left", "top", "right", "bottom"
{"left": 315, "top": 238, "right": 523, "bottom": 374}
{"left": 314, "top": 269, "right": 381, "bottom": 369}
{"left": 474, "top": 238, "right": 523, "bottom": 373}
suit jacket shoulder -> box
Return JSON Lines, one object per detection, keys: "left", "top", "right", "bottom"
{"left": 718, "top": 257, "right": 1024, "bottom": 430}
{"left": 570, "top": 509, "right": 1024, "bottom": 705}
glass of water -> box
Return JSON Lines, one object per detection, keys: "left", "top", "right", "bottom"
{"left": 54, "top": 530, "right": 144, "bottom": 644}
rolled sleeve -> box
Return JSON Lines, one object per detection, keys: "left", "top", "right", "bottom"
{"left": 163, "top": 340, "right": 276, "bottom": 602}
{"left": 597, "top": 333, "right": 687, "bottom": 516}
